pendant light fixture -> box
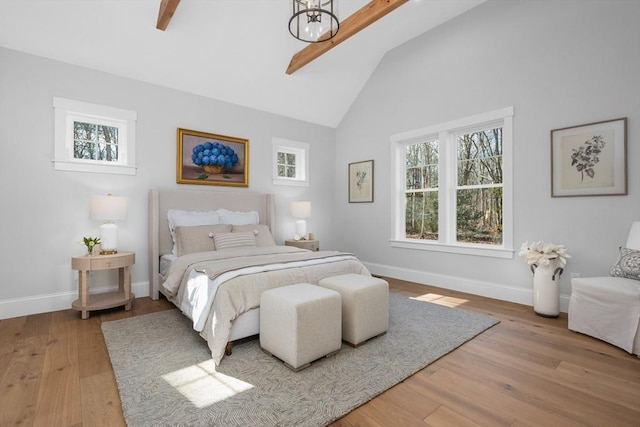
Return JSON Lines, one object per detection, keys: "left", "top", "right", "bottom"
{"left": 289, "top": 0, "right": 339, "bottom": 43}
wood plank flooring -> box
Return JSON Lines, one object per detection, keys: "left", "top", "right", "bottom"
{"left": 1, "top": 278, "right": 638, "bottom": 426}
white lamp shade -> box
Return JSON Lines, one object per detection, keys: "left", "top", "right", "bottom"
{"left": 90, "top": 194, "right": 128, "bottom": 221}
{"left": 290, "top": 201, "right": 311, "bottom": 218}
{"left": 627, "top": 221, "right": 640, "bottom": 250}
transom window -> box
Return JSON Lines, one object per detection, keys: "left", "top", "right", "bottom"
{"left": 53, "top": 97, "right": 137, "bottom": 175}
{"left": 391, "top": 107, "right": 513, "bottom": 258}
{"left": 272, "top": 138, "right": 309, "bottom": 187}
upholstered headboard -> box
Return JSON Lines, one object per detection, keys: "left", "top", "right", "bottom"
{"left": 149, "top": 188, "right": 275, "bottom": 299}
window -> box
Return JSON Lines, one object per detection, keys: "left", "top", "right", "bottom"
{"left": 53, "top": 97, "right": 137, "bottom": 175}
{"left": 272, "top": 138, "right": 309, "bottom": 187}
{"left": 72, "top": 121, "right": 119, "bottom": 162}
{"left": 391, "top": 107, "right": 514, "bottom": 258}
{"left": 277, "top": 151, "right": 297, "bottom": 178}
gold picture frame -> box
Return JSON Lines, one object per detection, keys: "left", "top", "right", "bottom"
{"left": 348, "top": 160, "right": 374, "bottom": 203}
{"left": 550, "top": 118, "right": 626, "bottom": 197}
{"left": 176, "top": 128, "right": 249, "bottom": 187}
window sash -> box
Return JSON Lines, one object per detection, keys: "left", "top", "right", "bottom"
{"left": 276, "top": 149, "right": 299, "bottom": 178}
{"left": 68, "top": 115, "right": 127, "bottom": 165}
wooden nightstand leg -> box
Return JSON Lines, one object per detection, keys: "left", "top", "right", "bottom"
{"left": 118, "top": 267, "right": 125, "bottom": 293}
{"left": 79, "top": 270, "right": 89, "bottom": 319}
{"left": 122, "top": 265, "right": 132, "bottom": 311}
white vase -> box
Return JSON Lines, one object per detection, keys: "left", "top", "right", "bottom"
{"left": 531, "top": 262, "right": 563, "bottom": 317}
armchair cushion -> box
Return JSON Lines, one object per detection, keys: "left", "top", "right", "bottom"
{"left": 569, "top": 276, "right": 640, "bottom": 355}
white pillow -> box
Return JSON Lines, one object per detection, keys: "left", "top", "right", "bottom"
{"left": 167, "top": 209, "right": 221, "bottom": 255}
{"left": 217, "top": 209, "right": 259, "bottom": 225}
{"left": 213, "top": 232, "right": 257, "bottom": 251}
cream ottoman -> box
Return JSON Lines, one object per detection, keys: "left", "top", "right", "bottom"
{"left": 318, "top": 274, "right": 389, "bottom": 347}
{"left": 260, "top": 283, "right": 342, "bottom": 371}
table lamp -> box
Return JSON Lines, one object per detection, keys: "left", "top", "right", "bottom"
{"left": 289, "top": 201, "right": 311, "bottom": 240}
{"left": 90, "top": 193, "right": 128, "bottom": 254}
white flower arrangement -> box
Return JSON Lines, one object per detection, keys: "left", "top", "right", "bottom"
{"left": 519, "top": 241, "right": 571, "bottom": 267}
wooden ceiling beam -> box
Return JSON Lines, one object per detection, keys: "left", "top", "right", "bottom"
{"left": 286, "top": 0, "right": 409, "bottom": 75}
{"left": 156, "top": 0, "right": 181, "bottom": 31}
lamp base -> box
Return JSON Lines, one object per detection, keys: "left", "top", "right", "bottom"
{"left": 295, "top": 219, "right": 307, "bottom": 240}
{"left": 99, "top": 222, "right": 119, "bottom": 254}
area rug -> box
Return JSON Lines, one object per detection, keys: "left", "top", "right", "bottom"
{"left": 102, "top": 292, "right": 498, "bottom": 427}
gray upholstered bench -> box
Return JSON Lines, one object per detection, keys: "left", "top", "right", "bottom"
{"left": 318, "top": 274, "right": 389, "bottom": 347}
{"left": 260, "top": 283, "right": 342, "bottom": 371}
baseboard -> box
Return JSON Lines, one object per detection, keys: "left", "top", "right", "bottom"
{"left": 363, "top": 261, "right": 570, "bottom": 313}
{"left": 1, "top": 264, "right": 571, "bottom": 320}
{"left": 0, "top": 281, "right": 150, "bottom": 320}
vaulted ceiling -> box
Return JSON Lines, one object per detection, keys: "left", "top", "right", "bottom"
{"left": 0, "top": 0, "right": 485, "bottom": 127}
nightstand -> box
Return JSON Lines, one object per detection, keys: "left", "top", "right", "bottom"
{"left": 285, "top": 239, "right": 320, "bottom": 251}
{"left": 71, "top": 251, "right": 135, "bottom": 319}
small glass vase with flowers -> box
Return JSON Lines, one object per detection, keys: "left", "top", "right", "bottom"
{"left": 82, "top": 236, "right": 101, "bottom": 256}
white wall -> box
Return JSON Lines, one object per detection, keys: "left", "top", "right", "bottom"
{"left": 0, "top": 48, "right": 336, "bottom": 318}
{"left": 2, "top": 0, "right": 638, "bottom": 320}
{"left": 335, "top": 0, "right": 640, "bottom": 308}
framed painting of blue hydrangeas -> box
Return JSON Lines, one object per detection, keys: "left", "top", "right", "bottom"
{"left": 551, "top": 117, "right": 626, "bottom": 197}
{"left": 177, "top": 128, "right": 249, "bottom": 187}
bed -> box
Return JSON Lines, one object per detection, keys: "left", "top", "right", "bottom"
{"left": 149, "top": 188, "right": 370, "bottom": 365}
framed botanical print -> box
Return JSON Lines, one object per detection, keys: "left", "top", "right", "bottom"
{"left": 348, "top": 160, "right": 374, "bottom": 203}
{"left": 551, "top": 118, "right": 626, "bottom": 197}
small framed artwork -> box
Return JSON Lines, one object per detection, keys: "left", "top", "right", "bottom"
{"left": 348, "top": 160, "right": 374, "bottom": 203}
{"left": 551, "top": 118, "right": 627, "bottom": 197}
{"left": 176, "top": 128, "right": 249, "bottom": 187}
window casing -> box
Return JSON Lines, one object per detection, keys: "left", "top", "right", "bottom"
{"left": 390, "top": 107, "right": 514, "bottom": 258}
{"left": 53, "top": 97, "right": 137, "bottom": 175}
{"left": 272, "top": 138, "right": 309, "bottom": 187}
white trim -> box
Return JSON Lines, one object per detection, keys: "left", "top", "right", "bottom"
{"left": 390, "top": 106, "right": 514, "bottom": 142}
{"left": 52, "top": 159, "right": 137, "bottom": 175}
{"left": 53, "top": 97, "right": 137, "bottom": 120}
{"left": 53, "top": 97, "right": 137, "bottom": 175}
{"left": 363, "top": 261, "right": 570, "bottom": 313}
{"left": 389, "top": 239, "right": 514, "bottom": 259}
{"left": 272, "top": 137, "right": 309, "bottom": 187}
{"left": 0, "top": 281, "right": 149, "bottom": 320}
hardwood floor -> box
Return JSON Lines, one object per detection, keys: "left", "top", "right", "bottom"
{"left": 1, "top": 278, "right": 638, "bottom": 426}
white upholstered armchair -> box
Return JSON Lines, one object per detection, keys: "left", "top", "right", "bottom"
{"left": 568, "top": 222, "right": 640, "bottom": 355}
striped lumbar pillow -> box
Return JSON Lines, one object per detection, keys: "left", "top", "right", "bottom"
{"left": 213, "top": 232, "right": 257, "bottom": 251}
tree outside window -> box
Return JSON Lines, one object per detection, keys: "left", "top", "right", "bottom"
{"left": 456, "top": 128, "right": 503, "bottom": 245}
{"left": 73, "top": 122, "right": 119, "bottom": 162}
{"left": 405, "top": 140, "right": 439, "bottom": 240}
{"left": 277, "top": 151, "right": 297, "bottom": 178}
